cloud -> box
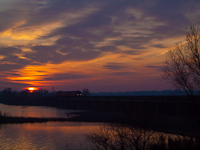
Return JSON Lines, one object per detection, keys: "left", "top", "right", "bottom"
{"left": 140, "top": 0, "right": 195, "bottom": 38}
{"left": 0, "top": 47, "right": 31, "bottom": 71}
{"left": 145, "top": 65, "right": 163, "bottom": 71}
{"left": 103, "top": 63, "right": 127, "bottom": 70}
{"left": 0, "top": 0, "right": 200, "bottom": 91}
{"left": 152, "top": 44, "right": 167, "bottom": 48}
{"left": 24, "top": 45, "right": 64, "bottom": 64}
{"left": 24, "top": 41, "right": 101, "bottom": 63}
{"left": 113, "top": 37, "right": 148, "bottom": 51}
{"left": 0, "top": 64, "right": 24, "bottom": 72}
{"left": 0, "top": 80, "right": 30, "bottom": 90}
{"left": 98, "top": 45, "right": 119, "bottom": 52}
{"left": 19, "top": 0, "right": 97, "bottom": 28}
{"left": 44, "top": 72, "right": 92, "bottom": 81}
{"left": 2, "top": 0, "right": 193, "bottom": 67}
{"left": 108, "top": 71, "right": 139, "bottom": 76}
{"left": 0, "top": 0, "right": 37, "bottom": 32}
{"left": 0, "top": 47, "right": 21, "bottom": 56}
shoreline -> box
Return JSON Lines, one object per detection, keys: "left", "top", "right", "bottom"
{"left": 0, "top": 110, "right": 200, "bottom": 138}
{"left": 0, "top": 116, "right": 71, "bottom": 124}
{"left": 0, "top": 101, "right": 200, "bottom": 138}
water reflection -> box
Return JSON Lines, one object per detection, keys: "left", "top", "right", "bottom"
{"left": 0, "top": 122, "right": 99, "bottom": 150}
{"left": 0, "top": 121, "right": 198, "bottom": 150}
{"left": 87, "top": 123, "right": 200, "bottom": 150}
{"left": 0, "top": 103, "right": 198, "bottom": 149}
{"left": 0, "top": 103, "right": 79, "bottom": 118}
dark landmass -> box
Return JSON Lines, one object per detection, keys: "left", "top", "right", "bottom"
{"left": 91, "top": 90, "right": 186, "bottom": 96}
{"left": 0, "top": 95, "right": 199, "bottom": 137}
{"left": 0, "top": 116, "right": 70, "bottom": 124}
{"left": 1, "top": 109, "right": 199, "bottom": 137}
{"left": 67, "top": 110, "right": 200, "bottom": 137}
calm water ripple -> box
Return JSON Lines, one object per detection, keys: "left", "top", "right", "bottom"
{"left": 0, "top": 103, "right": 98, "bottom": 150}
{"left": 0, "top": 103, "right": 193, "bottom": 149}
{"left": 0, "top": 122, "right": 99, "bottom": 150}
{"left": 0, "top": 103, "right": 80, "bottom": 118}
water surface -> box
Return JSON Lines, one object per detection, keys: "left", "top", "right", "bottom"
{"left": 0, "top": 103, "right": 99, "bottom": 149}
{"left": 0, "top": 103, "right": 79, "bottom": 118}
{"left": 0, "top": 122, "right": 99, "bottom": 150}
{"left": 0, "top": 103, "right": 191, "bottom": 150}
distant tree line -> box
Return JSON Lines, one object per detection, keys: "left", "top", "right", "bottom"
{"left": 0, "top": 87, "right": 91, "bottom": 99}
{"left": 91, "top": 90, "right": 186, "bottom": 96}
{"left": 0, "top": 87, "right": 49, "bottom": 98}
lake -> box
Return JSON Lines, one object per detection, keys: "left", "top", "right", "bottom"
{"left": 0, "top": 103, "right": 99, "bottom": 150}
{"left": 0, "top": 103, "right": 197, "bottom": 150}
{"left": 0, "top": 103, "right": 80, "bottom": 118}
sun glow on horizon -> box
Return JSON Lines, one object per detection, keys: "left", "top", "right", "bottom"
{"left": 27, "top": 87, "right": 38, "bottom": 92}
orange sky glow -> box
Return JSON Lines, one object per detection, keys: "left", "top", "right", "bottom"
{"left": 0, "top": 0, "right": 200, "bottom": 92}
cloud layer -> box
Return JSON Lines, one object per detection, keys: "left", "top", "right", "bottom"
{"left": 0, "top": 0, "right": 200, "bottom": 91}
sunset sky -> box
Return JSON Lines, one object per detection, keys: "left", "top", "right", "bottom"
{"left": 0, "top": 0, "right": 200, "bottom": 92}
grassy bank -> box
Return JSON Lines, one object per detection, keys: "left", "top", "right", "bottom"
{"left": 0, "top": 111, "right": 70, "bottom": 124}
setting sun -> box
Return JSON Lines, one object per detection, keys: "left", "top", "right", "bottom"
{"left": 27, "top": 87, "right": 37, "bottom": 92}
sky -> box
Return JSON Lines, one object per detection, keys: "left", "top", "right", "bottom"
{"left": 0, "top": 0, "right": 200, "bottom": 92}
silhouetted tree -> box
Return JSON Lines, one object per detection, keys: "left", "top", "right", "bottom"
{"left": 87, "top": 123, "right": 159, "bottom": 150}
{"left": 20, "top": 89, "right": 30, "bottom": 97}
{"left": 82, "top": 88, "right": 90, "bottom": 96}
{"left": 87, "top": 123, "right": 200, "bottom": 150}
{"left": 163, "top": 25, "right": 200, "bottom": 123}
{"left": 2, "top": 87, "right": 12, "bottom": 97}
{"left": 163, "top": 25, "right": 200, "bottom": 97}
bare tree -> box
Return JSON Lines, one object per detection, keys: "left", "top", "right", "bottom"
{"left": 163, "top": 25, "right": 200, "bottom": 123}
{"left": 82, "top": 88, "right": 91, "bottom": 96}
{"left": 163, "top": 25, "right": 200, "bottom": 97}
{"left": 87, "top": 123, "right": 200, "bottom": 150}
{"left": 87, "top": 123, "right": 158, "bottom": 150}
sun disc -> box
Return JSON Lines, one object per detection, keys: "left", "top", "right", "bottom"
{"left": 28, "top": 87, "right": 34, "bottom": 91}
{"left": 27, "top": 87, "right": 37, "bottom": 92}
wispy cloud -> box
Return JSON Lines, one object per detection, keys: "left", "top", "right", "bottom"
{"left": 0, "top": 0, "right": 199, "bottom": 91}
{"left": 44, "top": 73, "right": 92, "bottom": 81}
{"left": 103, "top": 63, "right": 127, "bottom": 70}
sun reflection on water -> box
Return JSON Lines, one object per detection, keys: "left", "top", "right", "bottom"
{"left": 0, "top": 122, "right": 99, "bottom": 150}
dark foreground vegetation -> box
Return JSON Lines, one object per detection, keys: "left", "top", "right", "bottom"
{"left": 87, "top": 123, "right": 200, "bottom": 150}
